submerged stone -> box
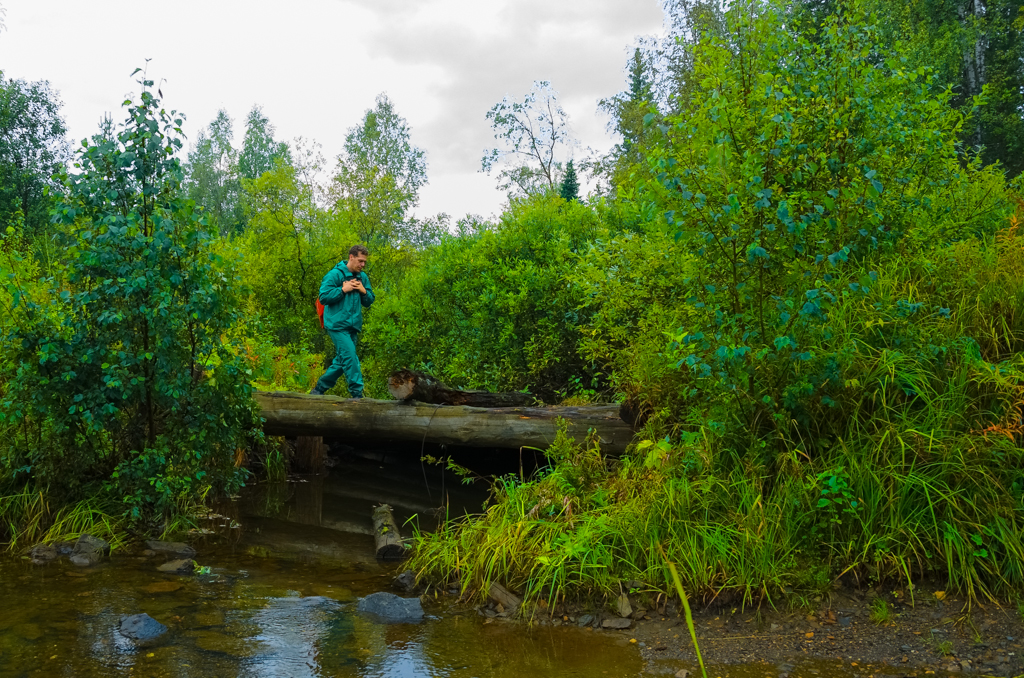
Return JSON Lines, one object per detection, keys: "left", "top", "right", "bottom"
{"left": 13, "top": 623, "right": 43, "bottom": 641}
{"left": 29, "top": 544, "right": 57, "bottom": 565}
{"left": 145, "top": 540, "right": 196, "bottom": 558}
{"left": 70, "top": 534, "right": 110, "bottom": 567}
{"left": 142, "top": 580, "right": 183, "bottom": 594}
{"left": 393, "top": 570, "right": 417, "bottom": 592}
{"left": 119, "top": 613, "right": 167, "bottom": 643}
{"left": 190, "top": 629, "right": 252, "bottom": 656}
{"left": 356, "top": 592, "right": 424, "bottom": 623}
{"left": 157, "top": 559, "right": 195, "bottom": 574}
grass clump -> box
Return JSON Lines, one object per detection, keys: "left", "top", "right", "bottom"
{"left": 869, "top": 598, "right": 891, "bottom": 625}
{"left": 0, "top": 491, "right": 128, "bottom": 552}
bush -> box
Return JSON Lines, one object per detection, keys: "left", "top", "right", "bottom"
{"left": 362, "top": 195, "right": 607, "bottom": 401}
{"left": 409, "top": 0, "right": 1024, "bottom": 605}
{"left": 0, "top": 72, "right": 258, "bottom": 525}
{"left": 637, "top": 0, "right": 1012, "bottom": 454}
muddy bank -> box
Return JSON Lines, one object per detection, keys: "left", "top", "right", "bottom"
{"left": 468, "top": 583, "right": 1023, "bottom": 677}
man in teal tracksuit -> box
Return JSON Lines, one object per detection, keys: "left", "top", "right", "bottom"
{"left": 311, "top": 244, "right": 375, "bottom": 397}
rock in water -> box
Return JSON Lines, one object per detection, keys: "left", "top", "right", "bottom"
{"left": 356, "top": 592, "right": 424, "bottom": 623}
{"left": 144, "top": 540, "right": 197, "bottom": 558}
{"left": 393, "top": 570, "right": 417, "bottom": 592}
{"left": 119, "top": 614, "right": 167, "bottom": 643}
{"left": 29, "top": 544, "right": 58, "bottom": 565}
{"left": 70, "top": 534, "right": 110, "bottom": 567}
{"left": 602, "top": 617, "right": 632, "bottom": 629}
{"left": 156, "top": 559, "right": 195, "bottom": 574}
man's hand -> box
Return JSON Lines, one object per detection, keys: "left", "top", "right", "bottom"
{"left": 343, "top": 279, "right": 366, "bottom": 294}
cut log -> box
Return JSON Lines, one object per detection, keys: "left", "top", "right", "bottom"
{"left": 371, "top": 504, "right": 407, "bottom": 560}
{"left": 488, "top": 581, "right": 522, "bottom": 611}
{"left": 255, "top": 391, "right": 635, "bottom": 454}
{"left": 387, "top": 369, "right": 532, "bottom": 408}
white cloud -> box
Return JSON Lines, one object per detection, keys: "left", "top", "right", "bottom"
{"left": 0, "top": 0, "right": 664, "bottom": 220}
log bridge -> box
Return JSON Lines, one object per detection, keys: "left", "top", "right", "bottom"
{"left": 254, "top": 392, "right": 635, "bottom": 454}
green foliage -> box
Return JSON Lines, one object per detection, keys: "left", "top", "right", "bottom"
{"left": 0, "top": 71, "right": 70, "bottom": 242}
{"left": 567, "top": 226, "right": 696, "bottom": 412}
{"left": 185, "top": 109, "right": 244, "bottom": 235}
{"left": 408, "top": 0, "right": 1024, "bottom": 610}
{"left": 237, "top": 105, "right": 291, "bottom": 181}
{"left": 859, "top": 0, "right": 1024, "bottom": 175}
{"left": 361, "top": 195, "right": 605, "bottom": 400}
{"left": 596, "top": 52, "right": 657, "bottom": 192}
{"left": 640, "top": 0, "right": 1011, "bottom": 453}
{"left": 334, "top": 92, "right": 428, "bottom": 247}
{"left": 559, "top": 160, "right": 580, "bottom": 203}
{"left": 0, "top": 490, "right": 127, "bottom": 551}
{"left": 238, "top": 152, "right": 353, "bottom": 351}
{"left": 0, "top": 71, "right": 258, "bottom": 524}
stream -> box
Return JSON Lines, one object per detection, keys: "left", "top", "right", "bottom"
{"left": 3, "top": 448, "right": 1007, "bottom": 678}
{"left": 0, "top": 449, "right": 645, "bottom": 677}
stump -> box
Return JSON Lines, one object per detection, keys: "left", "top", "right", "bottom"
{"left": 293, "top": 436, "right": 326, "bottom": 473}
{"left": 371, "top": 504, "right": 407, "bottom": 560}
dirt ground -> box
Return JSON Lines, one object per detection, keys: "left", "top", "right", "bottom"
{"left": 470, "top": 581, "right": 1024, "bottom": 678}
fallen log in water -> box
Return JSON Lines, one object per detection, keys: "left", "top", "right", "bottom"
{"left": 371, "top": 504, "right": 407, "bottom": 560}
{"left": 387, "top": 369, "right": 532, "bottom": 408}
{"left": 254, "top": 391, "right": 634, "bottom": 454}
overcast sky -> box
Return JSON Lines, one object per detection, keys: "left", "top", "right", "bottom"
{"left": 0, "top": 0, "right": 665, "bottom": 220}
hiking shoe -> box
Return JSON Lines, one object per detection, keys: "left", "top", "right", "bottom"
{"left": 310, "top": 385, "right": 325, "bottom": 396}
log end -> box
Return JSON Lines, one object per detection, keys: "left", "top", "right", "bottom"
{"left": 375, "top": 543, "right": 409, "bottom": 561}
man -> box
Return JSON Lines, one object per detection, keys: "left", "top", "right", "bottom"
{"left": 311, "top": 245, "right": 375, "bottom": 397}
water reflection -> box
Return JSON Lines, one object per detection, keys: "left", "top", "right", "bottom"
{"left": 243, "top": 595, "right": 345, "bottom": 677}
{"left": 0, "top": 554, "right": 643, "bottom": 677}
{"left": 0, "top": 451, "right": 645, "bottom": 677}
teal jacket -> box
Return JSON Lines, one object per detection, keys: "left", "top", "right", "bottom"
{"left": 318, "top": 262, "right": 374, "bottom": 333}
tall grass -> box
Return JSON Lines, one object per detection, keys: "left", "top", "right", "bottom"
{"left": 0, "top": 491, "right": 128, "bottom": 552}
{"left": 410, "top": 217, "right": 1024, "bottom": 608}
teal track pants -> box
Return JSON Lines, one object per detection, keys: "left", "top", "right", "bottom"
{"left": 316, "top": 329, "right": 363, "bottom": 397}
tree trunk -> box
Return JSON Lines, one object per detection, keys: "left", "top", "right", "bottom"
{"left": 371, "top": 504, "right": 407, "bottom": 560}
{"left": 387, "top": 369, "right": 532, "bottom": 407}
{"left": 255, "top": 391, "right": 635, "bottom": 454}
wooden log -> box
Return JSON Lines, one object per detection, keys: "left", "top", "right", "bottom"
{"left": 292, "top": 436, "right": 326, "bottom": 473}
{"left": 488, "top": 581, "right": 522, "bottom": 611}
{"left": 387, "top": 369, "right": 532, "bottom": 408}
{"left": 255, "top": 391, "right": 635, "bottom": 454}
{"left": 371, "top": 504, "right": 407, "bottom": 560}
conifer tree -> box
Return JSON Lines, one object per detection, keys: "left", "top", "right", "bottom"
{"left": 559, "top": 159, "right": 580, "bottom": 202}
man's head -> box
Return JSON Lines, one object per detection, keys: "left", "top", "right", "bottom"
{"left": 347, "top": 244, "right": 369, "bottom": 274}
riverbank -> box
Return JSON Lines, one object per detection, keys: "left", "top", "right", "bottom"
{"left": 632, "top": 585, "right": 1023, "bottom": 677}
{"left": 453, "top": 581, "right": 1024, "bottom": 677}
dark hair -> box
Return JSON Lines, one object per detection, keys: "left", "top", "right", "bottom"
{"left": 349, "top": 244, "right": 369, "bottom": 257}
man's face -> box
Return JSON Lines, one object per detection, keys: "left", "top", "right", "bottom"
{"left": 348, "top": 253, "right": 368, "bottom": 273}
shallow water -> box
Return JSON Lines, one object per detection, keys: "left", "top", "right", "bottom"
{"left": 0, "top": 451, "right": 645, "bottom": 677}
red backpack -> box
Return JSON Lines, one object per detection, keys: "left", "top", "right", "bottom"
{"left": 315, "top": 298, "right": 325, "bottom": 328}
